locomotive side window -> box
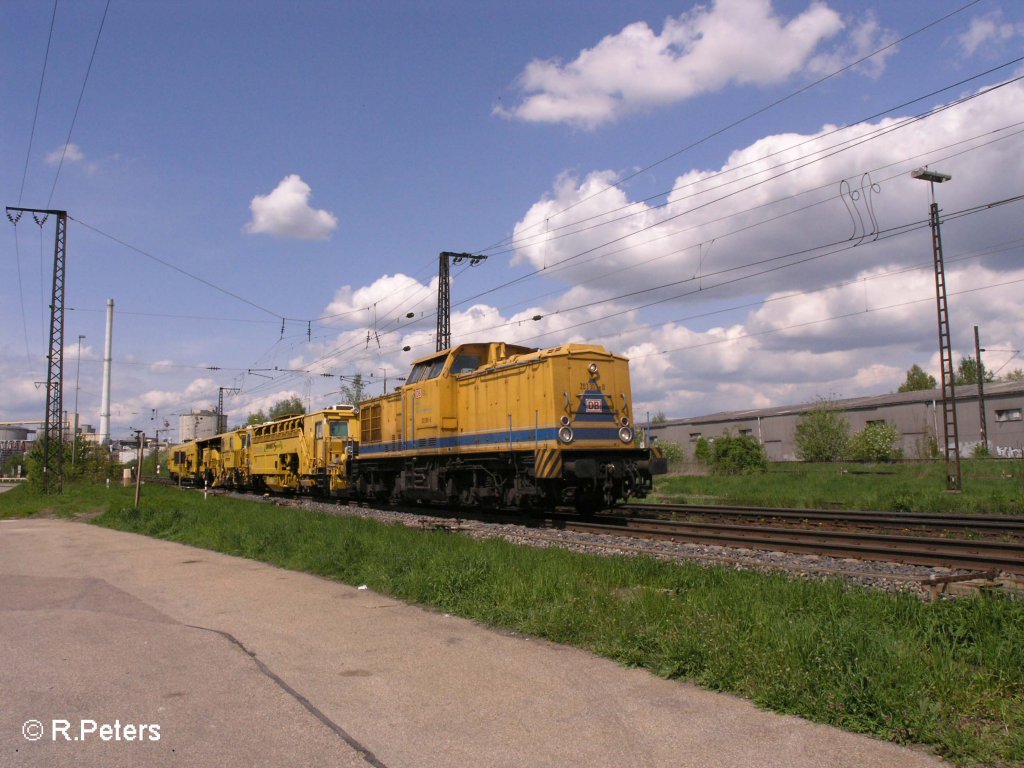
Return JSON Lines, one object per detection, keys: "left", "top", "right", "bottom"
{"left": 329, "top": 421, "right": 349, "bottom": 438}
{"left": 451, "top": 354, "right": 480, "bottom": 374}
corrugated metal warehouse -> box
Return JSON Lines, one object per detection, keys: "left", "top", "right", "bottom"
{"left": 650, "top": 381, "right": 1024, "bottom": 462}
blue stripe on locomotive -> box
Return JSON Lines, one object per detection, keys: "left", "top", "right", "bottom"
{"left": 358, "top": 425, "right": 622, "bottom": 455}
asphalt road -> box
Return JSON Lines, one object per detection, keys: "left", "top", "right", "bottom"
{"left": 0, "top": 518, "right": 948, "bottom": 768}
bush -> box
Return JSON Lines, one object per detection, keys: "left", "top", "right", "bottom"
{"left": 795, "top": 399, "right": 850, "bottom": 462}
{"left": 693, "top": 437, "right": 712, "bottom": 465}
{"left": 709, "top": 434, "right": 768, "bottom": 475}
{"left": 847, "top": 422, "right": 902, "bottom": 463}
{"left": 654, "top": 440, "right": 684, "bottom": 468}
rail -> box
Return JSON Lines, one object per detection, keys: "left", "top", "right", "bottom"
{"left": 566, "top": 512, "right": 1024, "bottom": 573}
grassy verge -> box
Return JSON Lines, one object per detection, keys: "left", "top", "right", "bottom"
{"left": 655, "top": 458, "right": 1024, "bottom": 514}
{"left": 75, "top": 485, "right": 1021, "bottom": 766}
{"left": 0, "top": 480, "right": 135, "bottom": 518}
{"left": 5, "top": 481, "right": 1022, "bottom": 764}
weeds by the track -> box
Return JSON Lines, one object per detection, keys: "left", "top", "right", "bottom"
{"left": 0, "top": 480, "right": 131, "bottom": 519}
{"left": 655, "top": 458, "right": 1024, "bottom": 514}
{"left": 38, "top": 483, "right": 1016, "bottom": 767}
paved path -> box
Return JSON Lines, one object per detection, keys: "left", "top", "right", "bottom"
{"left": 0, "top": 518, "right": 947, "bottom": 768}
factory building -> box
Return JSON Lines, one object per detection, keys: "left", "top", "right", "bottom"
{"left": 651, "top": 381, "right": 1024, "bottom": 462}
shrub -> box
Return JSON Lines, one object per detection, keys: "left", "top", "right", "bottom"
{"left": 709, "top": 434, "right": 768, "bottom": 475}
{"left": 693, "top": 437, "right": 713, "bottom": 465}
{"left": 847, "top": 422, "right": 902, "bottom": 463}
{"left": 655, "top": 440, "right": 684, "bottom": 468}
{"left": 795, "top": 399, "right": 850, "bottom": 462}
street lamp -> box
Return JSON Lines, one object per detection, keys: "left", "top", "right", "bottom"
{"left": 912, "top": 167, "right": 961, "bottom": 491}
{"left": 72, "top": 334, "right": 85, "bottom": 470}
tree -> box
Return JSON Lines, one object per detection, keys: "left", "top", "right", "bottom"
{"left": 897, "top": 364, "right": 936, "bottom": 392}
{"left": 847, "top": 422, "right": 902, "bottom": 462}
{"left": 1, "top": 451, "right": 26, "bottom": 477}
{"left": 339, "top": 375, "right": 366, "bottom": 404}
{"left": 1002, "top": 368, "right": 1024, "bottom": 382}
{"left": 794, "top": 399, "right": 850, "bottom": 462}
{"left": 244, "top": 409, "right": 267, "bottom": 426}
{"left": 267, "top": 397, "right": 305, "bottom": 420}
{"left": 954, "top": 356, "right": 994, "bottom": 386}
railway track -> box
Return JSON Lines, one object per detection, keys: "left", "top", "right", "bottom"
{"left": 569, "top": 505, "right": 1024, "bottom": 574}
{"left": 164, "top": 483, "right": 1024, "bottom": 575}
{"left": 619, "top": 502, "right": 1024, "bottom": 537}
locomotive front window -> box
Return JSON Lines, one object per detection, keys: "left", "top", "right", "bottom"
{"left": 407, "top": 363, "right": 428, "bottom": 384}
{"left": 408, "top": 357, "right": 447, "bottom": 383}
{"left": 329, "top": 421, "right": 349, "bottom": 438}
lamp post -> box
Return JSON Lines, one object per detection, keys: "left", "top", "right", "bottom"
{"left": 72, "top": 334, "right": 85, "bottom": 470}
{"left": 912, "top": 167, "right": 961, "bottom": 491}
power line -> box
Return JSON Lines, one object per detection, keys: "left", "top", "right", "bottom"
{"left": 478, "top": 0, "right": 986, "bottom": 254}
{"left": 631, "top": 275, "right": 1024, "bottom": 361}
{"left": 17, "top": 0, "right": 58, "bottom": 205}
{"left": 47, "top": 0, "right": 111, "bottom": 207}
{"left": 487, "top": 59, "right": 1024, "bottom": 259}
{"left": 458, "top": 73, "right": 1024, "bottom": 311}
{"left": 71, "top": 216, "right": 284, "bottom": 319}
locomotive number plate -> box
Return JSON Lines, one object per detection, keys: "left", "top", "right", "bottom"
{"left": 585, "top": 397, "right": 603, "bottom": 414}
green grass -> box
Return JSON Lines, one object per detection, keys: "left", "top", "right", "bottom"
{"left": 0, "top": 480, "right": 134, "bottom": 518}
{"left": 655, "top": 458, "right": 1024, "bottom": 514}
{"left": 5, "top": 480, "right": 1023, "bottom": 765}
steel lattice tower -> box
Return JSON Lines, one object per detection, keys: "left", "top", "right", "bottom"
{"left": 436, "top": 251, "right": 487, "bottom": 353}
{"left": 7, "top": 207, "right": 68, "bottom": 493}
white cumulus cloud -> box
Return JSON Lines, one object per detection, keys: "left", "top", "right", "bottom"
{"left": 496, "top": 0, "right": 848, "bottom": 128}
{"left": 244, "top": 174, "right": 338, "bottom": 240}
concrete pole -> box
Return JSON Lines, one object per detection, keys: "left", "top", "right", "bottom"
{"left": 99, "top": 299, "right": 114, "bottom": 443}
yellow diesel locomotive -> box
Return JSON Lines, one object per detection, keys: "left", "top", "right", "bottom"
{"left": 352, "top": 342, "right": 665, "bottom": 510}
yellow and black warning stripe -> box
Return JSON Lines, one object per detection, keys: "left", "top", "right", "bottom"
{"left": 534, "top": 447, "right": 563, "bottom": 479}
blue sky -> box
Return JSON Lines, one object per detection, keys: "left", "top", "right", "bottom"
{"left": 2, "top": 0, "right": 1023, "bottom": 440}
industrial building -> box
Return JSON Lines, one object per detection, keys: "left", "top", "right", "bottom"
{"left": 650, "top": 381, "right": 1024, "bottom": 462}
{"left": 178, "top": 409, "right": 226, "bottom": 442}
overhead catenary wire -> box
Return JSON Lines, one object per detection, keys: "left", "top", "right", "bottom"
{"left": 476, "top": 0, "right": 987, "bottom": 254}
{"left": 487, "top": 121, "right": 1024, "bottom": 319}
{"left": 455, "top": 72, "right": 1024, "bottom": 312}
{"left": 484, "top": 59, "right": 1024, "bottom": 259}
{"left": 17, "top": 0, "right": 58, "bottom": 205}
{"left": 46, "top": 0, "right": 111, "bottom": 207}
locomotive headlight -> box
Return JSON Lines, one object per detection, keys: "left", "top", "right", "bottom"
{"left": 558, "top": 426, "right": 575, "bottom": 444}
{"left": 588, "top": 363, "right": 599, "bottom": 376}
{"left": 620, "top": 416, "right": 630, "bottom": 427}
{"left": 618, "top": 426, "right": 634, "bottom": 443}
{"left": 560, "top": 415, "right": 571, "bottom": 427}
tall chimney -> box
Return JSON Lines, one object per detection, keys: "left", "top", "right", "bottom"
{"left": 99, "top": 299, "right": 114, "bottom": 443}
